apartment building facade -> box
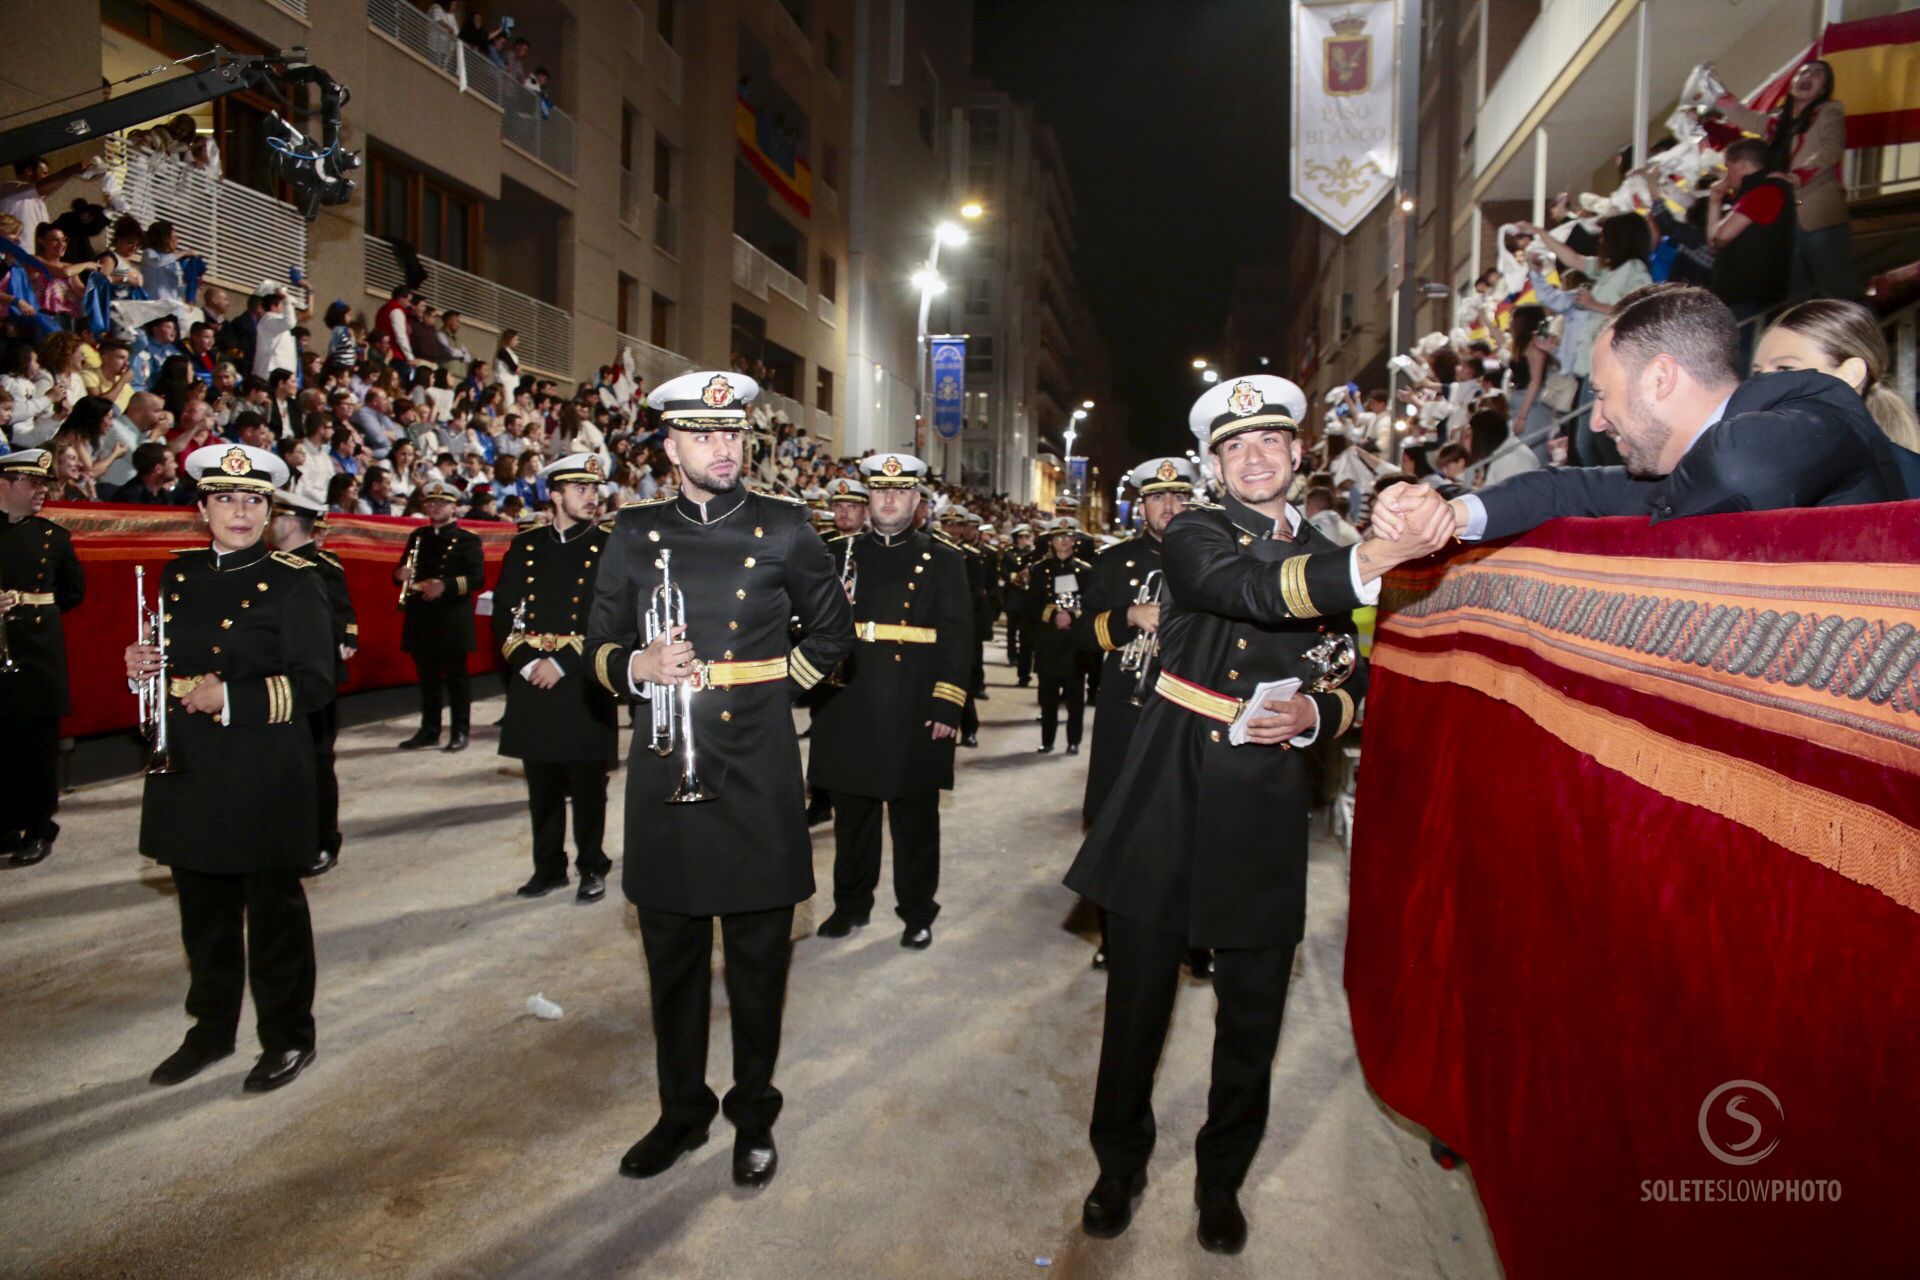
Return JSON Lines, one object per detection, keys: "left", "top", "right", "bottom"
{"left": 3, "top": 0, "right": 875, "bottom": 445}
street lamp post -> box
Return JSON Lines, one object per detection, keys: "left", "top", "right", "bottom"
{"left": 913, "top": 205, "right": 983, "bottom": 472}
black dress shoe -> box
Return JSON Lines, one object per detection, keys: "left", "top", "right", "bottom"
{"left": 517, "top": 872, "right": 569, "bottom": 899}
{"left": 243, "top": 1047, "right": 316, "bottom": 1093}
{"left": 397, "top": 730, "right": 439, "bottom": 750}
{"left": 1036, "top": 744, "right": 1054, "bottom": 754}
{"left": 576, "top": 872, "right": 607, "bottom": 903}
{"left": 11, "top": 835, "right": 54, "bottom": 866}
{"left": 961, "top": 734, "right": 979, "bottom": 748}
{"left": 733, "top": 1129, "right": 778, "bottom": 1187}
{"left": 150, "top": 1039, "right": 233, "bottom": 1086}
{"left": 1187, "top": 948, "right": 1215, "bottom": 980}
{"left": 901, "top": 926, "right": 932, "bottom": 950}
{"left": 301, "top": 849, "right": 338, "bottom": 879}
{"left": 974, "top": 688, "right": 990, "bottom": 700}
{"left": 1196, "top": 1189, "right": 1248, "bottom": 1254}
{"left": 619, "top": 1120, "right": 709, "bottom": 1178}
{"left": 815, "top": 908, "right": 869, "bottom": 938}
{"left": 444, "top": 731, "right": 470, "bottom": 752}
{"left": 1081, "top": 1169, "right": 1147, "bottom": 1238}
{"left": 1017, "top": 678, "right": 1031, "bottom": 687}
{"left": 1066, "top": 743, "right": 1081, "bottom": 756}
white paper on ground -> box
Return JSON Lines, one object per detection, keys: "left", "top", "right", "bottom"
{"left": 1228, "top": 678, "right": 1302, "bottom": 746}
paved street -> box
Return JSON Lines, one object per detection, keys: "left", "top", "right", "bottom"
{"left": 0, "top": 653, "right": 1499, "bottom": 1279}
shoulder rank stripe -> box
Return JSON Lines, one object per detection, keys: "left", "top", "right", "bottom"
{"left": 788, "top": 650, "right": 826, "bottom": 690}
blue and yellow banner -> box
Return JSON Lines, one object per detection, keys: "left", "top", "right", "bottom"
{"left": 931, "top": 337, "right": 965, "bottom": 440}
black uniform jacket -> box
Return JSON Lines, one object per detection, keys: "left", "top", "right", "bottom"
{"left": 139, "top": 543, "right": 335, "bottom": 872}
{"left": 1030, "top": 552, "right": 1094, "bottom": 680}
{"left": 1478, "top": 369, "right": 1908, "bottom": 539}
{"left": 1072, "top": 532, "right": 1163, "bottom": 824}
{"left": 491, "top": 519, "right": 618, "bottom": 765}
{"left": 1000, "top": 547, "right": 1042, "bottom": 623}
{"left": 587, "top": 487, "right": 853, "bottom": 915}
{"left": 396, "top": 521, "right": 486, "bottom": 657}
{"left": 278, "top": 542, "right": 355, "bottom": 687}
{"left": 807, "top": 528, "right": 972, "bottom": 799}
{"left": 1065, "top": 494, "right": 1369, "bottom": 949}
{"left": 0, "top": 512, "right": 84, "bottom": 722}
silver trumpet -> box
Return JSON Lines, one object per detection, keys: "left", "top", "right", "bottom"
{"left": 0, "top": 595, "right": 18, "bottom": 676}
{"left": 1120, "top": 569, "right": 1164, "bottom": 706}
{"left": 134, "top": 566, "right": 183, "bottom": 775}
{"left": 642, "top": 549, "right": 717, "bottom": 804}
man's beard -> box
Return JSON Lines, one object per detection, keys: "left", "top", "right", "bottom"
{"left": 1225, "top": 470, "right": 1289, "bottom": 507}
{"left": 1616, "top": 387, "right": 1675, "bottom": 479}
{"left": 682, "top": 460, "right": 739, "bottom": 494}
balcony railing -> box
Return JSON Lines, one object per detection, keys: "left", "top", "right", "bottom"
{"left": 366, "top": 0, "right": 576, "bottom": 177}
{"left": 364, "top": 234, "right": 573, "bottom": 377}
{"left": 815, "top": 294, "right": 836, "bottom": 326}
{"left": 732, "top": 235, "right": 808, "bottom": 309}
{"left": 619, "top": 167, "right": 644, "bottom": 230}
{"left": 613, "top": 331, "right": 699, "bottom": 396}
{"left": 501, "top": 84, "right": 575, "bottom": 175}
{"left": 807, "top": 404, "right": 836, "bottom": 445}
{"left": 654, "top": 197, "right": 679, "bottom": 256}
{"left": 1474, "top": 0, "right": 1622, "bottom": 177}
{"left": 653, "top": 35, "right": 684, "bottom": 104}
{"left": 108, "top": 141, "right": 308, "bottom": 304}
{"left": 760, "top": 387, "right": 808, "bottom": 426}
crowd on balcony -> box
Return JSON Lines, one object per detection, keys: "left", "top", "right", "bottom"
{"left": 421, "top": 3, "right": 556, "bottom": 113}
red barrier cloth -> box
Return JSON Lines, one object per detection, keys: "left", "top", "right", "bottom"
{"left": 46, "top": 504, "right": 517, "bottom": 738}
{"left": 1348, "top": 501, "right": 1920, "bottom": 1277}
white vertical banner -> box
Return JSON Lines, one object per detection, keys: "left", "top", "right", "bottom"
{"left": 1291, "top": 0, "right": 1400, "bottom": 235}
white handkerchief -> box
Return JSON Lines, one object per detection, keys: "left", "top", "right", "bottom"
{"left": 1228, "top": 678, "right": 1302, "bottom": 746}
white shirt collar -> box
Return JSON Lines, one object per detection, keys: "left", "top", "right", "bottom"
{"left": 1680, "top": 395, "right": 1734, "bottom": 462}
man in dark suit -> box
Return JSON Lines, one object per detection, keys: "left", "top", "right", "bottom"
{"left": 393, "top": 482, "right": 486, "bottom": 752}
{"left": 1375, "top": 285, "right": 1907, "bottom": 542}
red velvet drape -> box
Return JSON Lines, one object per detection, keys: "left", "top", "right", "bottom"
{"left": 47, "top": 503, "right": 516, "bottom": 738}
{"left": 1348, "top": 501, "right": 1920, "bottom": 1277}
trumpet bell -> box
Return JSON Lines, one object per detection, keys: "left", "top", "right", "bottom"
{"left": 667, "top": 778, "right": 718, "bottom": 804}
{"left": 144, "top": 745, "right": 185, "bottom": 776}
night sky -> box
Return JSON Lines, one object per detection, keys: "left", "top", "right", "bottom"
{"left": 973, "top": 0, "right": 1294, "bottom": 471}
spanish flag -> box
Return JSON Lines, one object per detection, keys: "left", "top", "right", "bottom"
{"left": 736, "top": 96, "right": 813, "bottom": 218}
{"left": 1747, "top": 10, "right": 1920, "bottom": 149}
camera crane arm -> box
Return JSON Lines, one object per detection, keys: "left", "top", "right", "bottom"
{"left": 0, "top": 47, "right": 356, "bottom": 220}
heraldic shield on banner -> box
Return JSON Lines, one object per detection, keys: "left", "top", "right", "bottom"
{"left": 1292, "top": 0, "right": 1400, "bottom": 236}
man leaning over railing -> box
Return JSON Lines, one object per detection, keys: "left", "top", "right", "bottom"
{"left": 1373, "top": 284, "right": 1909, "bottom": 545}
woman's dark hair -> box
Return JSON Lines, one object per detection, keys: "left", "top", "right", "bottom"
{"left": 1468, "top": 410, "right": 1511, "bottom": 462}
{"left": 325, "top": 473, "right": 358, "bottom": 506}
{"left": 143, "top": 219, "right": 176, "bottom": 252}
{"left": 1596, "top": 213, "right": 1653, "bottom": 270}
{"left": 156, "top": 356, "right": 195, "bottom": 416}
{"left": 64, "top": 394, "right": 117, "bottom": 443}
{"left": 1774, "top": 59, "right": 1835, "bottom": 151}
{"left": 1510, "top": 304, "right": 1547, "bottom": 360}
{"left": 1428, "top": 349, "right": 1461, "bottom": 385}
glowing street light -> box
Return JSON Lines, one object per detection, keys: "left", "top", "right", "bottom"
{"left": 1191, "top": 357, "right": 1210, "bottom": 369}
{"left": 911, "top": 268, "right": 945, "bottom": 294}
{"left": 1201, "top": 368, "right": 1219, "bottom": 383}
{"left": 1081, "top": 399, "right": 1095, "bottom": 409}
{"left": 935, "top": 221, "right": 967, "bottom": 247}
{"left": 959, "top": 201, "right": 985, "bottom": 220}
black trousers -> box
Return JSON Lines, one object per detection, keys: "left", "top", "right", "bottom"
{"left": 170, "top": 866, "right": 317, "bottom": 1056}
{"left": 1038, "top": 673, "right": 1086, "bottom": 748}
{"left": 0, "top": 714, "right": 60, "bottom": 840}
{"left": 525, "top": 760, "right": 610, "bottom": 880}
{"left": 1008, "top": 619, "right": 1032, "bottom": 681}
{"left": 637, "top": 904, "right": 794, "bottom": 1133}
{"left": 308, "top": 701, "right": 340, "bottom": 856}
{"left": 961, "top": 690, "right": 979, "bottom": 738}
{"left": 1090, "top": 911, "right": 1296, "bottom": 1194}
{"left": 412, "top": 651, "right": 471, "bottom": 734}
{"left": 1080, "top": 650, "right": 1103, "bottom": 702}
{"left": 829, "top": 791, "right": 940, "bottom": 929}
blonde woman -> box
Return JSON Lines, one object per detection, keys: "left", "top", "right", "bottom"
{"left": 1754, "top": 299, "right": 1919, "bottom": 451}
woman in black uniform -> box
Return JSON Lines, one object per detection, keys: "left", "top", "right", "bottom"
{"left": 125, "top": 443, "right": 336, "bottom": 1093}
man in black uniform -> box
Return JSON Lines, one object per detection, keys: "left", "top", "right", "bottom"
{"left": 588, "top": 371, "right": 852, "bottom": 1189}
{"left": 1064, "top": 376, "right": 1453, "bottom": 1252}
{"left": 493, "top": 453, "right": 619, "bottom": 904}
{"left": 0, "top": 449, "right": 84, "bottom": 867}
{"left": 269, "top": 487, "right": 356, "bottom": 877}
{"left": 1071, "top": 457, "right": 1209, "bottom": 977}
{"left": 826, "top": 477, "right": 869, "bottom": 537}
{"left": 936, "top": 505, "right": 989, "bottom": 747}
{"left": 808, "top": 453, "right": 971, "bottom": 949}
{"left": 394, "top": 480, "right": 486, "bottom": 752}
{"left": 1031, "top": 518, "right": 1093, "bottom": 755}
{"left": 1000, "top": 523, "right": 1038, "bottom": 686}
{"left": 124, "top": 443, "right": 337, "bottom": 1093}
{"left": 1074, "top": 457, "right": 1196, "bottom": 826}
